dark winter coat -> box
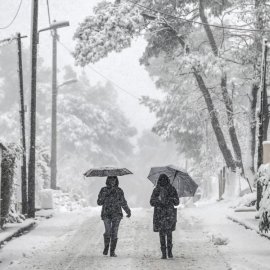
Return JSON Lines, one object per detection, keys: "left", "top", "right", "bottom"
{"left": 150, "top": 177, "right": 179, "bottom": 232}
{"left": 97, "top": 177, "right": 131, "bottom": 220}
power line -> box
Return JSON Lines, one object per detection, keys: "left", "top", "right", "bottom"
{"left": 86, "top": 65, "right": 140, "bottom": 99}
{"left": 0, "top": 0, "right": 23, "bottom": 30}
{"left": 57, "top": 40, "right": 140, "bottom": 100}
{"left": 125, "top": 0, "right": 270, "bottom": 33}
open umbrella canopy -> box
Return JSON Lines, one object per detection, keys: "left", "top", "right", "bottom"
{"left": 84, "top": 167, "right": 133, "bottom": 177}
{"left": 147, "top": 165, "right": 198, "bottom": 197}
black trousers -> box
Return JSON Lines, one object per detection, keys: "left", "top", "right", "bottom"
{"left": 159, "top": 231, "right": 172, "bottom": 248}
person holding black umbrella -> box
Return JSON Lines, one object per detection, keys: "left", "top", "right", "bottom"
{"left": 97, "top": 176, "right": 131, "bottom": 257}
{"left": 150, "top": 173, "right": 179, "bottom": 259}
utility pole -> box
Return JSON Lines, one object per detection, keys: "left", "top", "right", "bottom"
{"left": 16, "top": 33, "right": 28, "bottom": 215}
{"left": 50, "top": 21, "right": 69, "bottom": 190}
{"left": 51, "top": 27, "right": 58, "bottom": 190}
{"left": 257, "top": 38, "right": 268, "bottom": 210}
{"left": 0, "top": 143, "right": 7, "bottom": 229}
{"left": 28, "top": 0, "right": 39, "bottom": 218}
{"left": 0, "top": 34, "right": 28, "bottom": 214}
{"left": 39, "top": 20, "right": 69, "bottom": 190}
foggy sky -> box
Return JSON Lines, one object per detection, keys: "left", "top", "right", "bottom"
{"left": 0, "top": 0, "right": 161, "bottom": 135}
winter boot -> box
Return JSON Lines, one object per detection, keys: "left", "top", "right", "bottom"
{"left": 167, "top": 245, "right": 173, "bottom": 258}
{"left": 110, "top": 238, "right": 118, "bottom": 257}
{"left": 161, "top": 246, "right": 167, "bottom": 259}
{"left": 103, "top": 235, "right": 110, "bottom": 255}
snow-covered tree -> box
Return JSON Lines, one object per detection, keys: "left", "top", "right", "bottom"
{"left": 74, "top": 0, "right": 270, "bottom": 180}
{"left": 0, "top": 41, "right": 137, "bottom": 204}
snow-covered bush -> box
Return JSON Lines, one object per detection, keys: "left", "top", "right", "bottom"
{"left": 230, "top": 192, "right": 256, "bottom": 209}
{"left": 52, "top": 190, "right": 87, "bottom": 212}
{"left": 257, "top": 164, "right": 270, "bottom": 233}
{"left": 0, "top": 143, "right": 22, "bottom": 226}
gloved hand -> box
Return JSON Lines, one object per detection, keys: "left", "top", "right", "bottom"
{"left": 126, "top": 211, "right": 131, "bottom": 218}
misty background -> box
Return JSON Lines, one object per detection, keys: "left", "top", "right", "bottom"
{"left": 0, "top": 0, "right": 186, "bottom": 208}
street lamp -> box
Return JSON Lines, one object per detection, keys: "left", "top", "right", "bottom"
{"left": 57, "top": 79, "right": 78, "bottom": 89}
{"left": 38, "top": 20, "right": 70, "bottom": 189}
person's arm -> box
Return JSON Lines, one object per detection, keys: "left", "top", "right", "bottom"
{"left": 171, "top": 187, "right": 180, "bottom": 206}
{"left": 119, "top": 189, "right": 131, "bottom": 217}
{"left": 150, "top": 188, "right": 162, "bottom": 207}
{"left": 97, "top": 187, "right": 108, "bottom": 206}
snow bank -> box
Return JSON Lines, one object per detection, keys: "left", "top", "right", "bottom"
{"left": 36, "top": 189, "right": 88, "bottom": 212}
{"left": 52, "top": 190, "right": 88, "bottom": 212}
{"left": 229, "top": 192, "right": 256, "bottom": 209}
{"left": 222, "top": 170, "right": 242, "bottom": 200}
{"left": 39, "top": 189, "right": 54, "bottom": 209}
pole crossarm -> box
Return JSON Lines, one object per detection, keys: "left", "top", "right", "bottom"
{"left": 0, "top": 35, "right": 27, "bottom": 46}
{"left": 37, "top": 20, "right": 69, "bottom": 43}
{"left": 38, "top": 21, "right": 69, "bottom": 33}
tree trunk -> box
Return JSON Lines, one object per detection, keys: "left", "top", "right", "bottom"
{"left": 254, "top": 0, "right": 269, "bottom": 143}
{"left": 254, "top": 0, "right": 267, "bottom": 170}
{"left": 145, "top": 9, "right": 237, "bottom": 171}
{"left": 220, "top": 75, "right": 244, "bottom": 172}
{"left": 193, "top": 68, "right": 236, "bottom": 171}
{"left": 199, "top": 0, "right": 244, "bottom": 173}
{"left": 249, "top": 83, "right": 259, "bottom": 174}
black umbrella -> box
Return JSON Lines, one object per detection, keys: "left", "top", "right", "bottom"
{"left": 147, "top": 165, "right": 198, "bottom": 197}
{"left": 84, "top": 166, "right": 133, "bottom": 177}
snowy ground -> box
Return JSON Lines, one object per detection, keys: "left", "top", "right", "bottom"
{"left": 0, "top": 202, "right": 270, "bottom": 270}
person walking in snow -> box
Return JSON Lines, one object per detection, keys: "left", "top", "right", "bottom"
{"left": 150, "top": 173, "right": 179, "bottom": 259}
{"left": 97, "top": 176, "right": 131, "bottom": 257}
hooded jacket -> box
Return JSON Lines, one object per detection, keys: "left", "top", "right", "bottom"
{"left": 150, "top": 174, "right": 179, "bottom": 232}
{"left": 97, "top": 176, "right": 131, "bottom": 220}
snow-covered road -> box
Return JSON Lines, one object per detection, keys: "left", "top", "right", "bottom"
{"left": 0, "top": 207, "right": 230, "bottom": 270}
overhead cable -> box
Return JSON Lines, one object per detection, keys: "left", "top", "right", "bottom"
{"left": 125, "top": 0, "right": 270, "bottom": 32}
{"left": 57, "top": 40, "right": 140, "bottom": 100}
{"left": 0, "top": 0, "right": 23, "bottom": 30}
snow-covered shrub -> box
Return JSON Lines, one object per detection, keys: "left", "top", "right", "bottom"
{"left": 52, "top": 190, "right": 87, "bottom": 212}
{"left": 257, "top": 164, "right": 270, "bottom": 233}
{"left": 39, "top": 189, "right": 54, "bottom": 209}
{"left": 5, "top": 205, "right": 25, "bottom": 224}
{"left": 230, "top": 192, "right": 256, "bottom": 209}
{"left": 0, "top": 143, "right": 21, "bottom": 227}
{"left": 36, "top": 145, "right": 50, "bottom": 190}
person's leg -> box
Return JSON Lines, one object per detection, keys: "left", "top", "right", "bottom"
{"left": 110, "top": 218, "right": 121, "bottom": 257}
{"left": 159, "top": 231, "right": 167, "bottom": 259}
{"left": 167, "top": 231, "right": 173, "bottom": 258}
{"left": 103, "top": 218, "right": 112, "bottom": 255}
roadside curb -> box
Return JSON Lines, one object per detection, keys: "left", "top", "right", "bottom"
{"left": 0, "top": 210, "right": 54, "bottom": 248}
{"left": 0, "top": 220, "right": 36, "bottom": 248}
{"left": 227, "top": 215, "right": 270, "bottom": 240}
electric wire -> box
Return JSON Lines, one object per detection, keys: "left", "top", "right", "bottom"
{"left": 125, "top": 0, "right": 270, "bottom": 33}
{"left": 57, "top": 40, "right": 140, "bottom": 100}
{"left": 0, "top": 0, "right": 23, "bottom": 30}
